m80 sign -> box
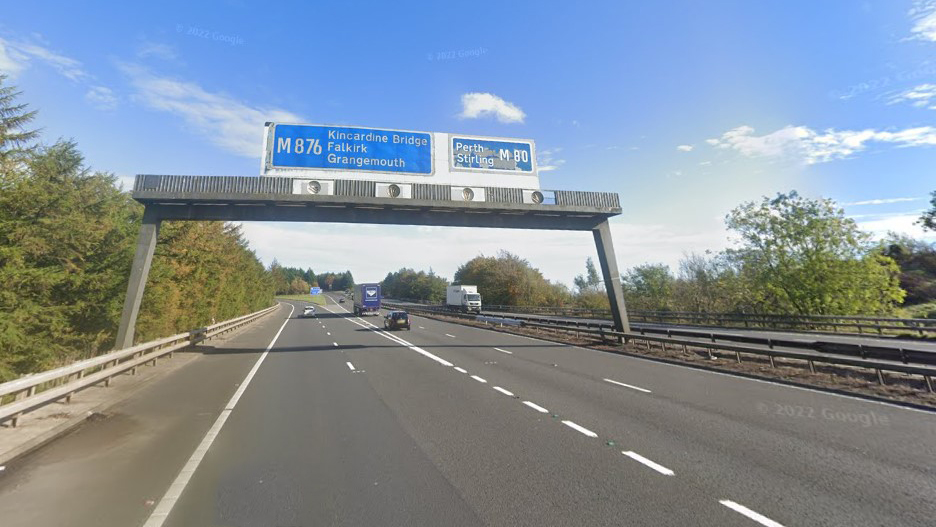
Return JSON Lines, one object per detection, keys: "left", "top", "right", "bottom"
{"left": 450, "top": 136, "right": 534, "bottom": 173}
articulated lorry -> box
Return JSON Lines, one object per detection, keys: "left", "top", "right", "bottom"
{"left": 353, "top": 283, "right": 381, "bottom": 316}
{"left": 446, "top": 285, "right": 482, "bottom": 313}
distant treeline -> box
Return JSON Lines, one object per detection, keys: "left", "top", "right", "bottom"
{"left": 383, "top": 192, "right": 936, "bottom": 319}
{"left": 0, "top": 76, "right": 274, "bottom": 381}
{"left": 271, "top": 263, "right": 354, "bottom": 294}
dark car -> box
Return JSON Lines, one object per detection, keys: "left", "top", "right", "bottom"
{"left": 383, "top": 310, "right": 411, "bottom": 330}
{"left": 338, "top": 297, "right": 345, "bottom": 303}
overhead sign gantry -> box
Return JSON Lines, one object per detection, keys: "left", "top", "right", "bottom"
{"left": 115, "top": 123, "right": 629, "bottom": 348}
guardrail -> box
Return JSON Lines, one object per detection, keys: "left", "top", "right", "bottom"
{"left": 0, "top": 304, "right": 279, "bottom": 427}
{"left": 385, "top": 302, "right": 936, "bottom": 393}
{"left": 469, "top": 303, "right": 936, "bottom": 338}
{"left": 473, "top": 310, "right": 936, "bottom": 367}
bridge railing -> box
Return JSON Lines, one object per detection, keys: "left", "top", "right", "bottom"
{"left": 0, "top": 304, "right": 279, "bottom": 427}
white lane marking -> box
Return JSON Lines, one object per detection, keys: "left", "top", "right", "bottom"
{"left": 346, "top": 362, "right": 355, "bottom": 371}
{"left": 143, "top": 302, "right": 294, "bottom": 527}
{"left": 333, "top": 342, "right": 338, "bottom": 347}
{"left": 321, "top": 304, "right": 454, "bottom": 367}
{"left": 523, "top": 401, "right": 549, "bottom": 413}
{"left": 419, "top": 326, "right": 425, "bottom": 329}
{"left": 622, "top": 451, "right": 675, "bottom": 476}
{"left": 493, "top": 386, "right": 515, "bottom": 397}
{"left": 604, "top": 378, "right": 652, "bottom": 393}
{"left": 719, "top": 500, "right": 786, "bottom": 527}
{"left": 494, "top": 347, "right": 513, "bottom": 354}
{"left": 471, "top": 375, "right": 487, "bottom": 384}
{"left": 327, "top": 332, "right": 331, "bottom": 336}
{"left": 562, "top": 420, "right": 598, "bottom": 438}
{"left": 445, "top": 333, "right": 456, "bottom": 338}
{"left": 454, "top": 367, "right": 468, "bottom": 374}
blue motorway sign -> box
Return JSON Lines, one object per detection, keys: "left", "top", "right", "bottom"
{"left": 271, "top": 124, "right": 432, "bottom": 174}
{"left": 310, "top": 287, "right": 322, "bottom": 295}
{"left": 451, "top": 136, "right": 534, "bottom": 173}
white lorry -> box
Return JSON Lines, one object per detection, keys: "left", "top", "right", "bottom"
{"left": 446, "top": 285, "right": 482, "bottom": 314}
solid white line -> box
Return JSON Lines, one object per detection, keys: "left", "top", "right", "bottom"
{"left": 346, "top": 361, "right": 355, "bottom": 371}
{"left": 719, "top": 500, "right": 785, "bottom": 527}
{"left": 471, "top": 375, "right": 487, "bottom": 383}
{"left": 604, "top": 378, "right": 652, "bottom": 393}
{"left": 143, "top": 302, "right": 294, "bottom": 527}
{"left": 493, "top": 386, "right": 515, "bottom": 397}
{"left": 622, "top": 451, "right": 675, "bottom": 476}
{"left": 454, "top": 367, "right": 468, "bottom": 374}
{"left": 321, "top": 304, "right": 454, "bottom": 367}
{"left": 409, "top": 346, "right": 454, "bottom": 367}
{"left": 523, "top": 401, "right": 549, "bottom": 413}
{"left": 494, "top": 347, "right": 513, "bottom": 354}
{"left": 562, "top": 420, "right": 598, "bottom": 438}
{"left": 445, "top": 333, "right": 456, "bottom": 338}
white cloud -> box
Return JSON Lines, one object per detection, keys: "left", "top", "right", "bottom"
{"left": 909, "top": 1, "right": 936, "bottom": 42}
{"left": 843, "top": 197, "right": 924, "bottom": 206}
{"left": 85, "top": 86, "right": 118, "bottom": 110}
{"left": 699, "top": 160, "right": 712, "bottom": 166}
{"left": 854, "top": 212, "right": 936, "bottom": 241}
{"left": 459, "top": 92, "right": 525, "bottom": 123}
{"left": 888, "top": 83, "right": 936, "bottom": 109}
{"left": 120, "top": 63, "right": 304, "bottom": 157}
{"left": 0, "top": 39, "right": 28, "bottom": 79}
{"left": 707, "top": 124, "right": 936, "bottom": 164}
{"left": 239, "top": 219, "right": 731, "bottom": 287}
{"left": 137, "top": 41, "right": 178, "bottom": 61}
{"left": 537, "top": 147, "right": 565, "bottom": 172}
{"left": 0, "top": 36, "right": 88, "bottom": 81}
{"left": 676, "top": 144, "right": 693, "bottom": 152}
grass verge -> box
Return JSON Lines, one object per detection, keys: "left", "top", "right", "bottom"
{"left": 276, "top": 294, "right": 328, "bottom": 305}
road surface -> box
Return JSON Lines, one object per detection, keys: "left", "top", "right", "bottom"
{"left": 0, "top": 296, "right": 934, "bottom": 526}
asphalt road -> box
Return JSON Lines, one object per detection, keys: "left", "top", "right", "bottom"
{"left": 1, "top": 296, "right": 935, "bottom": 526}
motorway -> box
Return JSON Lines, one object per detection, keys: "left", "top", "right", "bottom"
{"left": 0, "top": 296, "right": 935, "bottom": 526}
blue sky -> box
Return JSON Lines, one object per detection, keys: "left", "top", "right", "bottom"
{"left": 2, "top": 0, "right": 935, "bottom": 284}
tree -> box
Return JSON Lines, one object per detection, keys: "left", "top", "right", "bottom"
{"left": 920, "top": 191, "right": 936, "bottom": 232}
{"left": 725, "top": 191, "right": 904, "bottom": 315}
{"left": 0, "top": 141, "right": 139, "bottom": 377}
{"left": 573, "top": 257, "right": 601, "bottom": 293}
{"left": 269, "top": 259, "right": 289, "bottom": 295}
{"left": 0, "top": 82, "right": 275, "bottom": 380}
{"left": 622, "top": 264, "right": 676, "bottom": 311}
{"left": 454, "top": 251, "right": 570, "bottom": 306}
{"left": 881, "top": 234, "right": 936, "bottom": 306}
{"left": 381, "top": 268, "right": 448, "bottom": 302}
{"left": 0, "top": 74, "right": 39, "bottom": 167}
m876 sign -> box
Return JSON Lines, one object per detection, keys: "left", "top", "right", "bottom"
{"left": 269, "top": 124, "right": 432, "bottom": 175}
